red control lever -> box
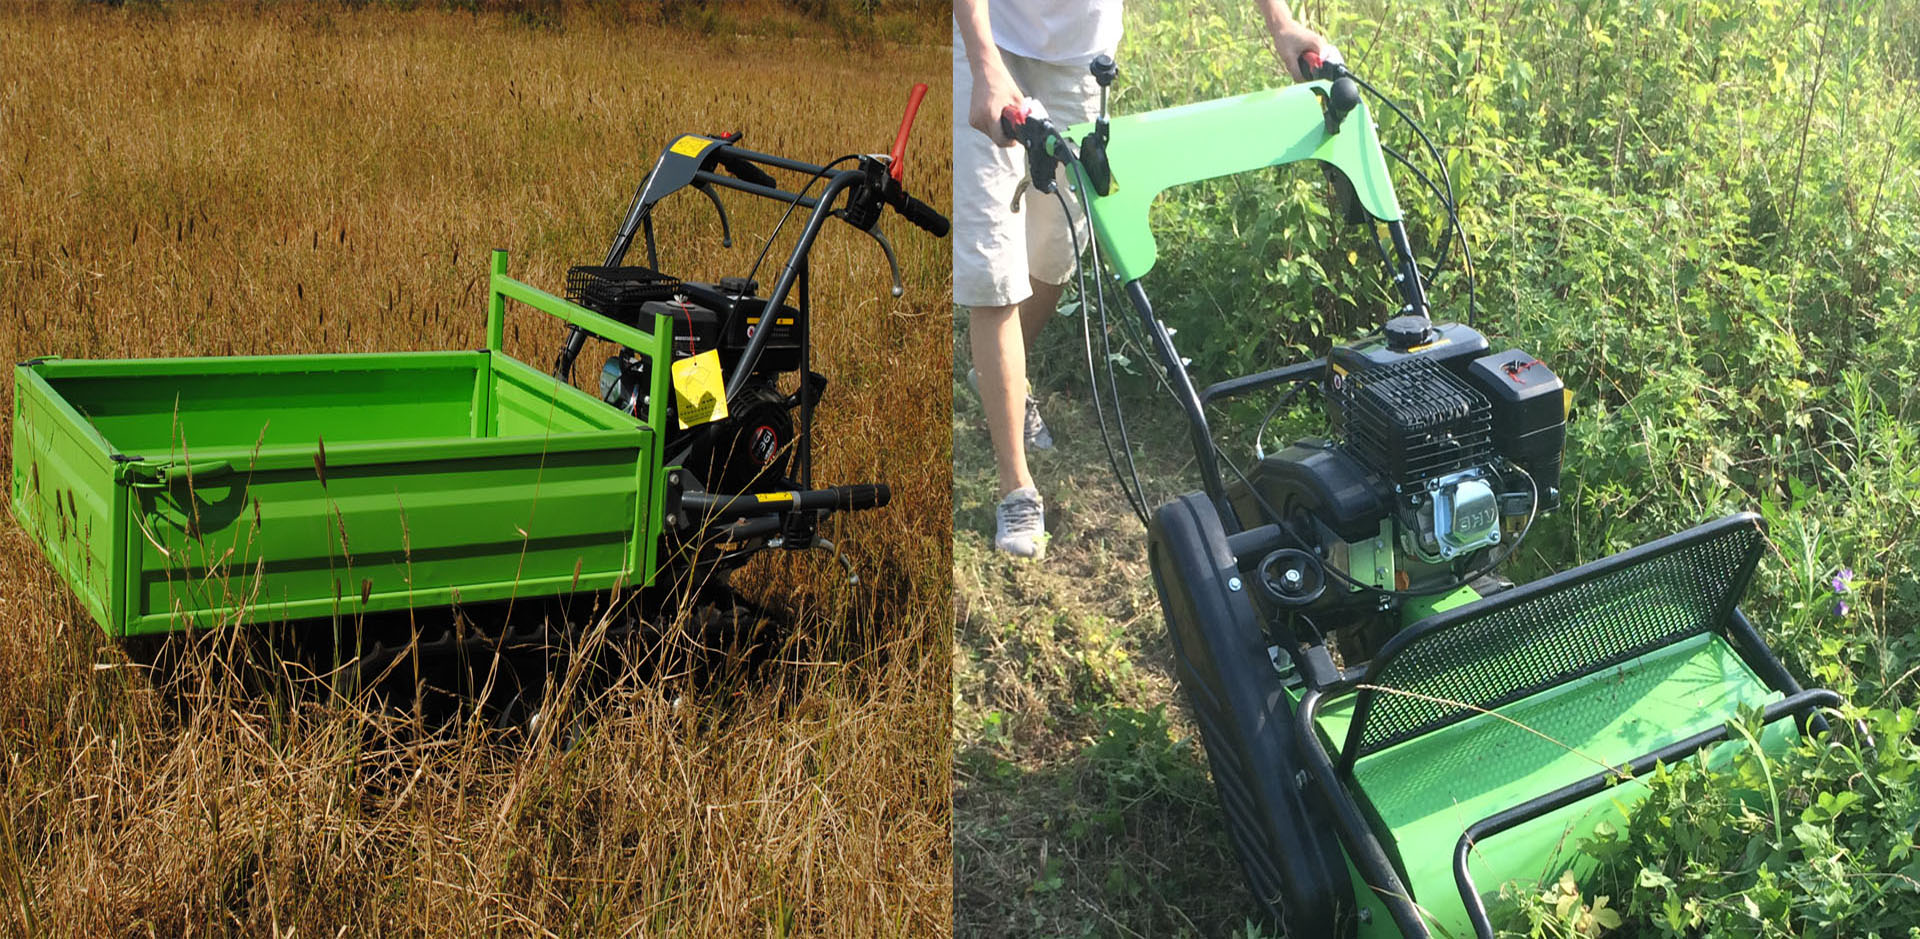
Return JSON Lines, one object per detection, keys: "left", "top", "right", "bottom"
{"left": 888, "top": 82, "right": 929, "bottom": 183}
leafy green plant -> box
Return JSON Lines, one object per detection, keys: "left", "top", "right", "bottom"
{"left": 1501, "top": 706, "right": 1920, "bottom": 937}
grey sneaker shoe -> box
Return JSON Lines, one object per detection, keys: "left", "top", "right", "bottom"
{"left": 967, "top": 367, "right": 1054, "bottom": 452}
{"left": 994, "top": 486, "right": 1049, "bottom": 559}
{"left": 1022, "top": 394, "right": 1054, "bottom": 451}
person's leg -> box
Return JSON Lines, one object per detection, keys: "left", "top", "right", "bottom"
{"left": 1012, "top": 51, "right": 1102, "bottom": 368}
{"left": 969, "top": 303, "right": 1031, "bottom": 496}
{"left": 1021, "top": 277, "right": 1063, "bottom": 355}
{"left": 954, "top": 30, "right": 1048, "bottom": 556}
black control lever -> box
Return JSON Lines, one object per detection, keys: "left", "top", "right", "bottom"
{"left": 707, "top": 131, "right": 780, "bottom": 189}
{"left": 1080, "top": 54, "right": 1118, "bottom": 196}
{"left": 999, "top": 99, "right": 1077, "bottom": 195}
{"left": 1297, "top": 51, "right": 1361, "bottom": 135}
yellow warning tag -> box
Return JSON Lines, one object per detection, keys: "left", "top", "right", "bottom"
{"left": 669, "top": 135, "right": 710, "bottom": 158}
{"left": 753, "top": 492, "right": 793, "bottom": 503}
{"left": 672, "top": 350, "right": 729, "bottom": 429}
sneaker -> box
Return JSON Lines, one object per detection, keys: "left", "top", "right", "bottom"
{"left": 994, "top": 486, "right": 1049, "bottom": 559}
{"left": 1022, "top": 395, "right": 1054, "bottom": 451}
{"left": 967, "top": 367, "right": 1054, "bottom": 452}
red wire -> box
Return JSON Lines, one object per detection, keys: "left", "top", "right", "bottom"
{"left": 677, "top": 299, "right": 696, "bottom": 354}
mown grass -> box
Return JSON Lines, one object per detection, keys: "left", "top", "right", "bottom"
{"left": 0, "top": 3, "right": 952, "bottom": 935}
{"left": 955, "top": 0, "right": 1918, "bottom": 934}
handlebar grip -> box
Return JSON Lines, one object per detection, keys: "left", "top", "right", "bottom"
{"left": 820, "top": 483, "right": 891, "bottom": 513}
{"left": 895, "top": 193, "right": 950, "bottom": 238}
{"left": 1297, "top": 49, "right": 1351, "bottom": 83}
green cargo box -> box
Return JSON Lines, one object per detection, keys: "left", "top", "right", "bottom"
{"left": 8, "top": 252, "right": 673, "bottom": 637}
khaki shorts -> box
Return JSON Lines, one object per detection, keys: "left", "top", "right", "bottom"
{"left": 951, "top": 29, "right": 1105, "bottom": 310}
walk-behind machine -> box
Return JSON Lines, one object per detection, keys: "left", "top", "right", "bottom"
{"left": 1002, "top": 56, "right": 1836, "bottom": 937}
{"left": 11, "top": 87, "right": 946, "bottom": 698}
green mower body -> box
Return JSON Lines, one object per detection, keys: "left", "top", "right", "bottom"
{"left": 1050, "top": 80, "right": 1836, "bottom": 937}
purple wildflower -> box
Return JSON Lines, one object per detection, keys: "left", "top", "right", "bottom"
{"left": 1831, "top": 567, "right": 1854, "bottom": 595}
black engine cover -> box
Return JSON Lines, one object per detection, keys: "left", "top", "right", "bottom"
{"left": 642, "top": 280, "right": 801, "bottom": 376}
{"left": 686, "top": 382, "right": 794, "bottom": 495}
{"left": 1227, "top": 441, "right": 1390, "bottom": 544}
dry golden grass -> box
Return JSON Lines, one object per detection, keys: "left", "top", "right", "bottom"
{"left": 0, "top": 3, "right": 952, "bottom": 936}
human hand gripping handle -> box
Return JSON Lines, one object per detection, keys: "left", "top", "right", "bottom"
{"left": 1297, "top": 50, "right": 1362, "bottom": 134}
{"left": 996, "top": 97, "right": 1052, "bottom": 149}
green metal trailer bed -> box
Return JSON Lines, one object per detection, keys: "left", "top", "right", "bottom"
{"left": 10, "top": 252, "right": 673, "bottom": 637}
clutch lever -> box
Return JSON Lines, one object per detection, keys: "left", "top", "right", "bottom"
{"left": 832, "top": 209, "right": 905, "bottom": 297}
{"left": 691, "top": 181, "right": 733, "bottom": 248}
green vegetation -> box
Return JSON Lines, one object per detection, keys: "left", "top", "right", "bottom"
{"left": 955, "top": 0, "right": 1919, "bottom": 933}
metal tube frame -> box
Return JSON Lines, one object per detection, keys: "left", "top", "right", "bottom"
{"left": 1451, "top": 688, "right": 1841, "bottom": 938}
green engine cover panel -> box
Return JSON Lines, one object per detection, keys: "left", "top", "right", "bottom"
{"left": 1069, "top": 81, "right": 1404, "bottom": 283}
{"left": 1341, "top": 632, "right": 1787, "bottom": 935}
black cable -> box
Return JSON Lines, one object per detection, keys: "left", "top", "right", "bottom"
{"left": 1078, "top": 165, "right": 1154, "bottom": 525}
{"left": 1380, "top": 143, "right": 1453, "bottom": 275}
{"left": 1354, "top": 75, "right": 1477, "bottom": 328}
{"left": 1252, "top": 381, "right": 1308, "bottom": 460}
{"left": 739, "top": 153, "right": 861, "bottom": 289}
{"left": 1380, "top": 142, "right": 1476, "bottom": 328}
{"left": 1352, "top": 74, "right": 1455, "bottom": 211}
{"left": 1052, "top": 161, "right": 1151, "bottom": 527}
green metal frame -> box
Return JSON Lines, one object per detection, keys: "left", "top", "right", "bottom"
{"left": 1068, "top": 81, "right": 1403, "bottom": 283}
{"left": 487, "top": 248, "right": 676, "bottom": 584}
{"left": 8, "top": 251, "right": 675, "bottom": 637}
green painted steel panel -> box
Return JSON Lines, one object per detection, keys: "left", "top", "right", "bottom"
{"left": 12, "top": 254, "right": 677, "bottom": 638}
{"left": 10, "top": 366, "right": 123, "bottom": 630}
{"left": 1344, "top": 632, "right": 1785, "bottom": 935}
{"left": 1400, "top": 583, "right": 1480, "bottom": 623}
{"left": 1069, "top": 82, "right": 1404, "bottom": 283}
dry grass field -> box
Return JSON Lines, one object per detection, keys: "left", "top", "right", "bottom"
{"left": 0, "top": 3, "right": 951, "bottom": 936}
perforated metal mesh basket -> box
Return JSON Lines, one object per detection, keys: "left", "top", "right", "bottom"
{"left": 565, "top": 266, "right": 680, "bottom": 322}
{"left": 1349, "top": 515, "right": 1766, "bottom": 758}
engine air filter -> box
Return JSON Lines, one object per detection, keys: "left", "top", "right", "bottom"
{"left": 1333, "top": 357, "right": 1494, "bottom": 488}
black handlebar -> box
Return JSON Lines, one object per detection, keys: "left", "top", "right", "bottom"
{"left": 1297, "top": 51, "right": 1361, "bottom": 135}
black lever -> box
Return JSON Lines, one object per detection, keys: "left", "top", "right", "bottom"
{"left": 1081, "top": 54, "right": 1118, "bottom": 196}
{"left": 1297, "top": 51, "right": 1361, "bottom": 135}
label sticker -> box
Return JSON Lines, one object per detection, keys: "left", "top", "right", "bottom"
{"left": 671, "top": 350, "right": 729, "bottom": 429}
{"left": 753, "top": 492, "right": 793, "bottom": 503}
{"left": 669, "top": 135, "right": 711, "bottom": 158}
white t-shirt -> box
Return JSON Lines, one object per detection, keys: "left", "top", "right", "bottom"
{"left": 990, "top": 0, "right": 1124, "bottom": 65}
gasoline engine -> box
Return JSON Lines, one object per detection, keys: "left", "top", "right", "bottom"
{"left": 582, "top": 271, "right": 806, "bottom": 499}
{"left": 1231, "top": 322, "right": 1567, "bottom": 654}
